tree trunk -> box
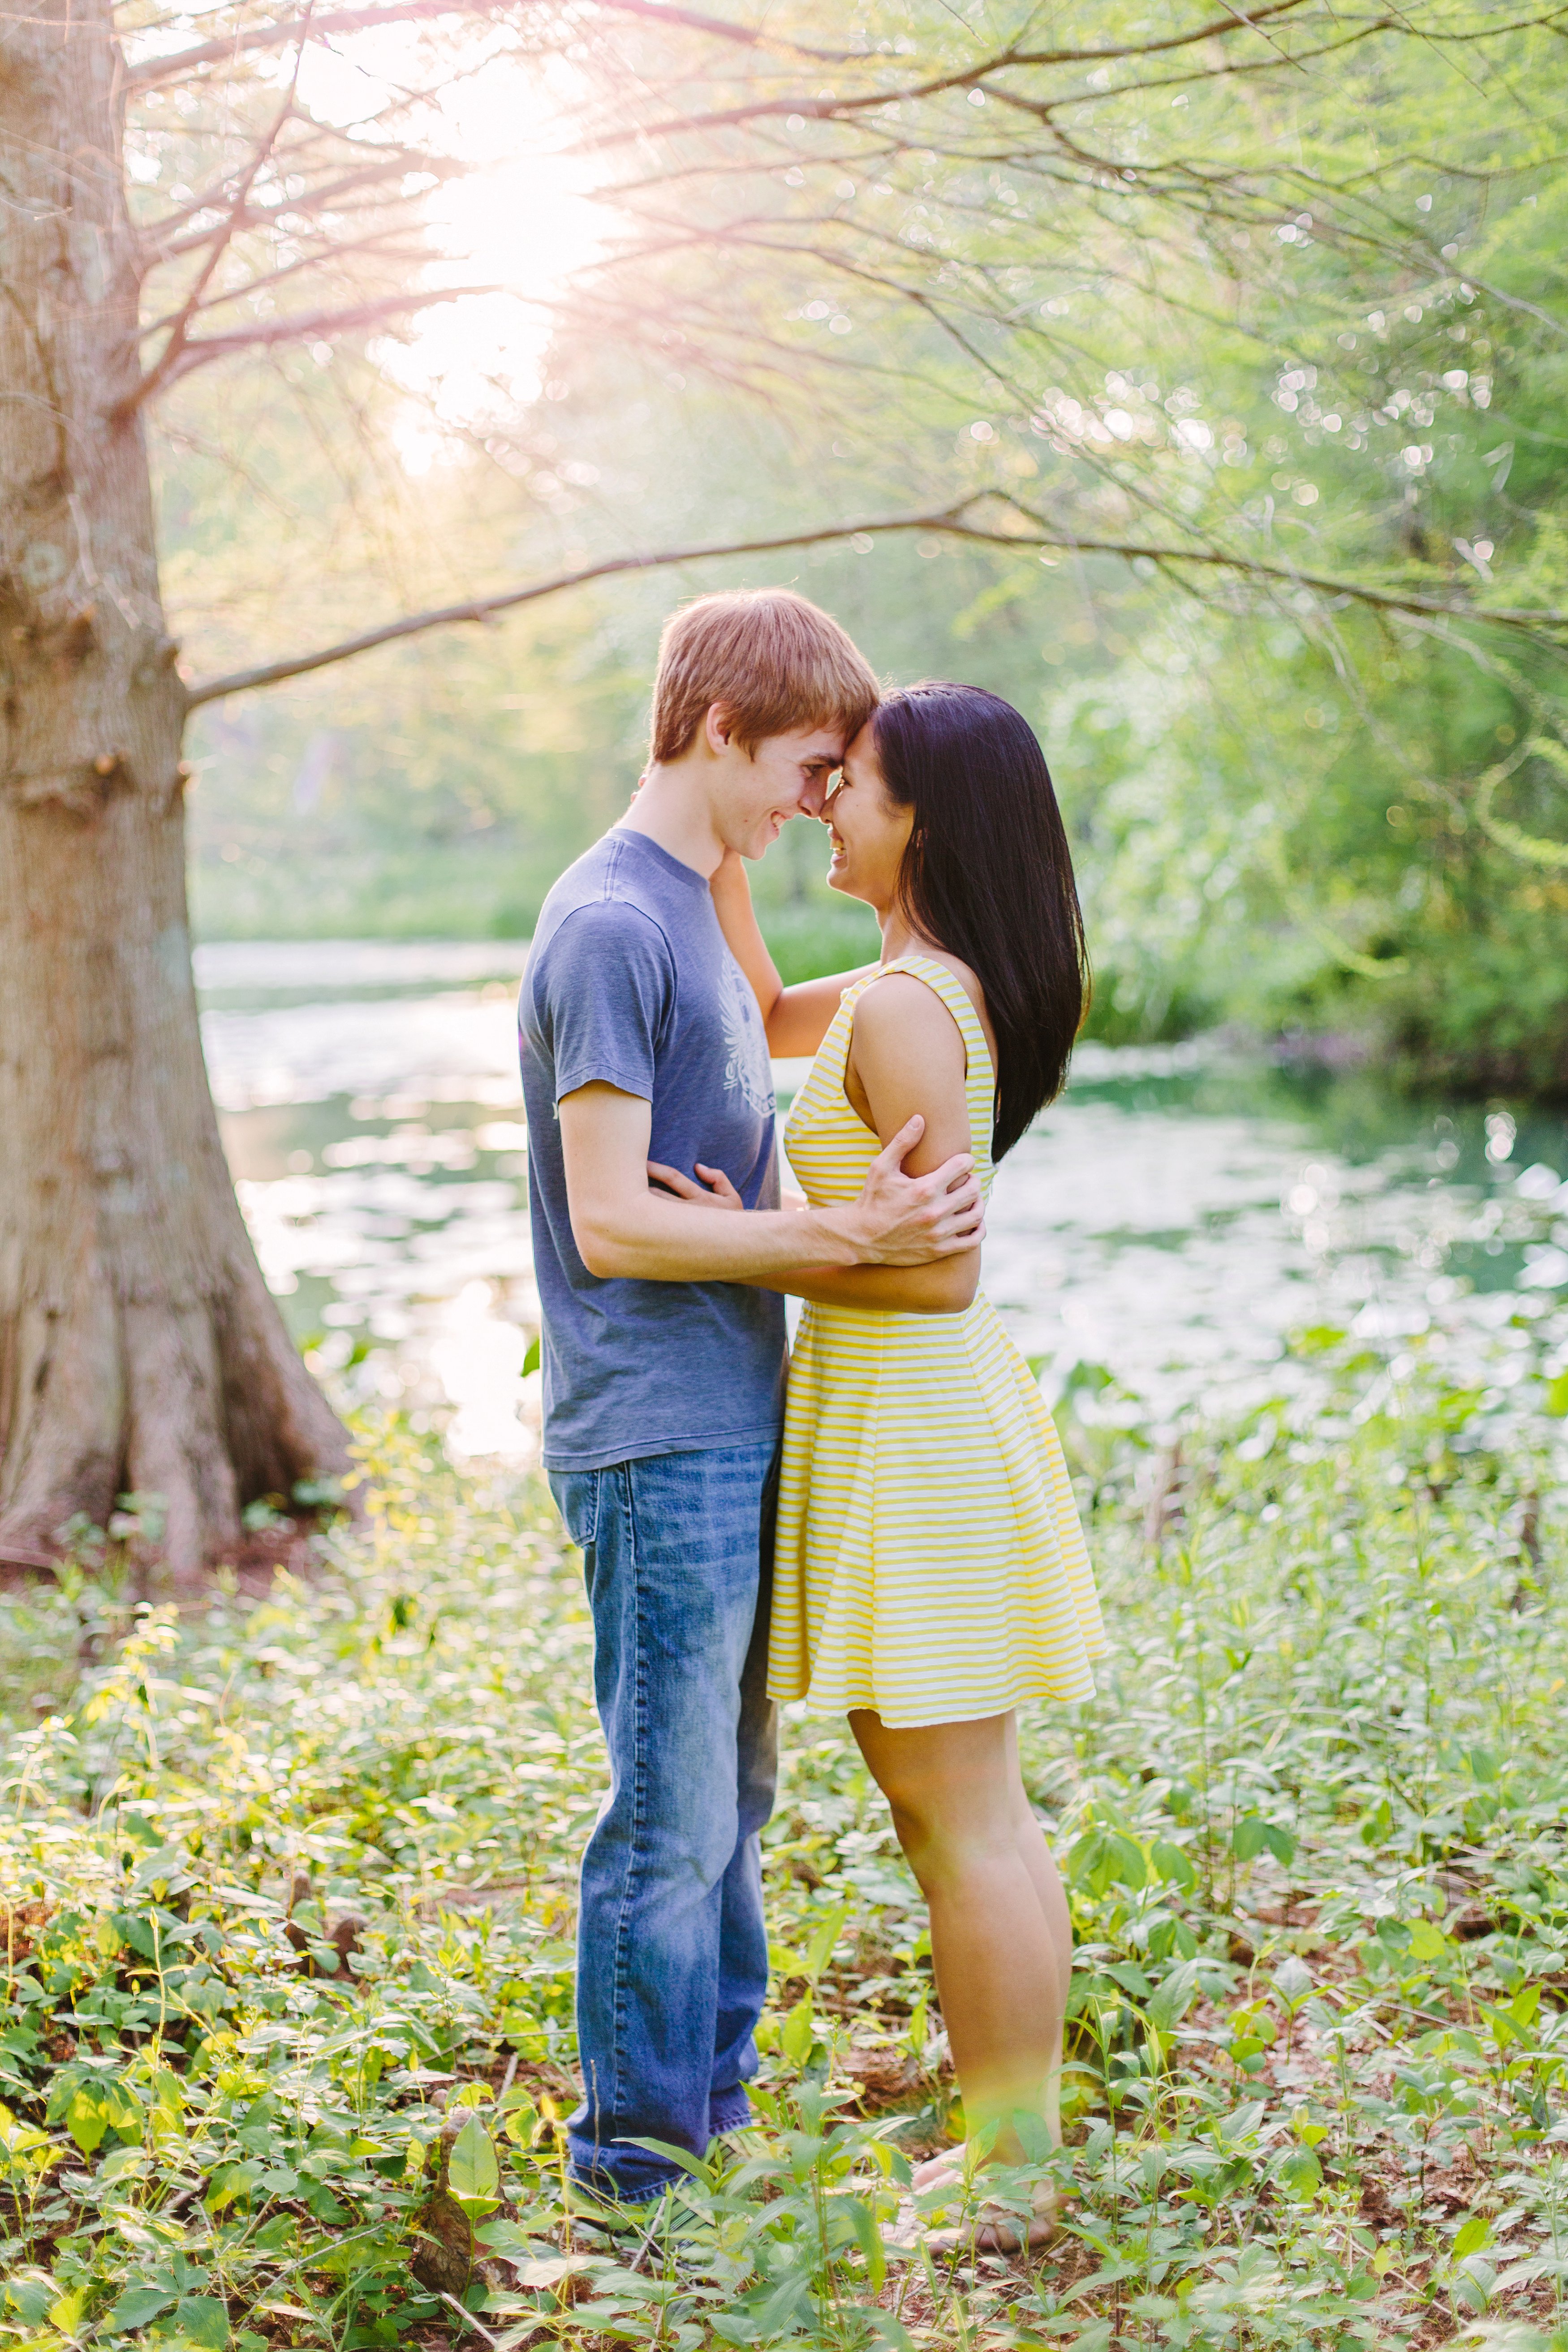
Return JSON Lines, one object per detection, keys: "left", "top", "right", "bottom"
{"left": 0, "top": 0, "right": 350, "bottom": 1584}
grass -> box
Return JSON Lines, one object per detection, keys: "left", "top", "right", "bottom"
{"left": 1, "top": 1320, "right": 1567, "bottom": 2352}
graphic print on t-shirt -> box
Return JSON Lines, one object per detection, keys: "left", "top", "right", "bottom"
{"left": 720, "top": 953, "right": 775, "bottom": 1120}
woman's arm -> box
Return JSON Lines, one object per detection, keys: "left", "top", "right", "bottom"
{"left": 709, "top": 850, "right": 878, "bottom": 1057}
{"left": 652, "top": 968, "right": 982, "bottom": 1313}
{"left": 805, "top": 971, "right": 980, "bottom": 1310}
{"left": 737, "top": 1257, "right": 977, "bottom": 1312}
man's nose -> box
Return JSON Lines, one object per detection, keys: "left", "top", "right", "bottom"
{"left": 799, "top": 773, "right": 831, "bottom": 818}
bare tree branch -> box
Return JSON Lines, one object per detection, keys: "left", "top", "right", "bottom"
{"left": 140, "top": 236, "right": 434, "bottom": 332}
{"left": 124, "top": 0, "right": 502, "bottom": 88}
{"left": 183, "top": 494, "right": 1568, "bottom": 711}
{"left": 121, "top": 0, "right": 826, "bottom": 92}
{"left": 141, "top": 150, "right": 437, "bottom": 261}
{"left": 124, "top": 29, "right": 311, "bottom": 418}
{"left": 569, "top": 0, "right": 1335, "bottom": 155}
{"left": 122, "top": 284, "right": 500, "bottom": 402}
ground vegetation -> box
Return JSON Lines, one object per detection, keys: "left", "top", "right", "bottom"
{"left": 1, "top": 1327, "right": 1566, "bottom": 2348}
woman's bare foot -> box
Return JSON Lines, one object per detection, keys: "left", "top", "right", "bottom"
{"left": 926, "top": 2180, "right": 1058, "bottom": 2256}
{"left": 911, "top": 2149, "right": 965, "bottom": 2193}
{"left": 888, "top": 2158, "right": 1057, "bottom": 2256}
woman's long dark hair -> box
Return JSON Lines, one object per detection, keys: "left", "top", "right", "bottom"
{"left": 872, "top": 682, "right": 1088, "bottom": 1160}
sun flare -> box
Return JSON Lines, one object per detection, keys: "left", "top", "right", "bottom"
{"left": 300, "top": 33, "right": 603, "bottom": 461}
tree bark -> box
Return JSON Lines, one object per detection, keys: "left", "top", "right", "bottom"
{"left": 0, "top": 0, "right": 350, "bottom": 1584}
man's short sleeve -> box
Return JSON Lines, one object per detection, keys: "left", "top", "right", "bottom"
{"left": 533, "top": 900, "right": 675, "bottom": 1106}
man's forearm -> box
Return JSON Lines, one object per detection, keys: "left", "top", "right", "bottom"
{"left": 574, "top": 1191, "right": 862, "bottom": 1282}
{"left": 734, "top": 1256, "right": 978, "bottom": 1314}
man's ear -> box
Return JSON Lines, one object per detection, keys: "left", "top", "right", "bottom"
{"left": 703, "top": 702, "right": 734, "bottom": 756}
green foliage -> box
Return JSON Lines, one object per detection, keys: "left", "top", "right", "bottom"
{"left": 162, "top": 4, "right": 1568, "bottom": 1089}
{"left": 1, "top": 1351, "right": 1566, "bottom": 2344}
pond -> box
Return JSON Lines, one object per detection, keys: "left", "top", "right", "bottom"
{"left": 198, "top": 940, "right": 1568, "bottom": 1465}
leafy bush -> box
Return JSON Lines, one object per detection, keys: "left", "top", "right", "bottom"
{"left": 1, "top": 1340, "right": 1566, "bottom": 2348}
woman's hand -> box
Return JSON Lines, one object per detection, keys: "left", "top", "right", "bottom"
{"left": 647, "top": 1159, "right": 746, "bottom": 1211}
{"left": 709, "top": 845, "right": 750, "bottom": 900}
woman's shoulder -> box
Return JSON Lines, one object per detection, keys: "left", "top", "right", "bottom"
{"left": 861, "top": 952, "right": 989, "bottom": 1037}
{"left": 852, "top": 953, "right": 998, "bottom": 1097}
{"left": 848, "top": 965, "right": 971, "bottom": 1071}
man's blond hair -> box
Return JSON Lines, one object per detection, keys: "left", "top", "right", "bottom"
{"left": 650, "top": 589, "right": 879, "bottom": 764}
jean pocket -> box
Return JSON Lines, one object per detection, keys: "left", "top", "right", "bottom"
{"left": 549, "top": 1467, "right": 602, "bottom": 1553}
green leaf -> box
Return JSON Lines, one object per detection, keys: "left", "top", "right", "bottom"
{"left": 177, "top": 2296, "right": 233, "bottom": 2349}
{"left": 65, "top": 2086, "right": 109, "bottom": 2154}
{"left": 1543, "top": 1370, "right": 1568, "bottom": 1416}
{"left": 499, "top": 2253, "right": 598, "bottom": 2289}
{"left": 49, "top": 2285, "right": 90, "bottom": 2331}
{"left": 1107, "top": 1832, "right": 1147, "bottom": 1890}
{"left": 1213, "top": 2101, "right": 1266, "bottom": 2148}
{"left": 1276, "top": 2148, "right": 1322, "bottom": 2199}
{"left": 1454, "top": 2216, "right": 1494, "bottom": 2260}
{"left": 753, "top": 2270, "right": 812, "bottom": 2338}
{"left": 1147, "top": 1961, "right": 1200, "bottom": 2031}
{"left": 1273, "top": 1955, "right": 1314, "bottom": 2010}
{"left": 1290, "top": 1325, "right": 1348, "bottom": 1357}
{"left": 447, "top": 2114, "right": 500, "bottom": 2219}
{"left": 523, "top": 1335, "right": 541, "bottom": 1377}
{"left": 1232, "top": 1814, "right": 1270, "bottom": 1861}
{"left": 1408, "top": 1919, "right": 1448, "bottom": 1963}
{"left": 107, "top": 2285, "right": 178, "bottom": 2333}
{"left": 624, "top": 2135, "right": 713, "bottom": 2182}
{"left": 1150, "top": 1838, "right": 1196, "bottom": 1891}
{"left": 804, "top": 1901, "right": 852, "bottom": 1983}
{"left": 1511, "top": 1982, "right": 1542, "bottom": 2028}
{"left": 5, "top": 2278, "right": 58, "bottom": 2326}
{"left": 780, "top": 1993, "right": 815, "bottom": 2068}
{"left": 152, "top": 2067, "right": 185, "bottom": 2126}
{"left": 834, "top": 2192, "right": 886, "bottom": 2292}
{"left": 1068, "top": 1827, "right": 1147, "bottom": 1895}
{"left": 1232, "top": 1815, "right": 1295, "bottom": 1867}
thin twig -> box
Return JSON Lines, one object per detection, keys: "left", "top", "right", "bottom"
{"left": 438, "top": 2290, "right": 501, "bottom": 2347}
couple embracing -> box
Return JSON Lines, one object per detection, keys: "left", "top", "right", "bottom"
{"left": 519, "top": 589, "right": 1106, "bottom": 2244}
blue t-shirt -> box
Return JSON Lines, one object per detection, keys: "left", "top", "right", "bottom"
{"left": 519, "top": 828, "right": 786, "bottom": 1471}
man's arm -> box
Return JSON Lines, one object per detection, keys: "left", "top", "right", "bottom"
{"left": 709, "top": 851, "right": 877, "bottom": 1057}
{"left": 649, "top": 970, "right": 982, "bottom": 1314}
{"left": 559, "top": 1082, "right": 982, "bottom": 1282}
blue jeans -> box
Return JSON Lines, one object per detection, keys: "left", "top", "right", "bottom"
{"left": 549, "top": 1440, "right": 780, "bottom": 2201}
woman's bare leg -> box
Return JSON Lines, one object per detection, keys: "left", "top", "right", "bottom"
{"left": 850, "top": 1708, "right": 1068, "bottom": 2178}
{"left": 1003, "top": 1714, "right": 1073, "bottom": 2140}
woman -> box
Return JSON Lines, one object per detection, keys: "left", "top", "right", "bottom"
{"left": 655, "top": 682, "right": 1105, "bottom": 2246}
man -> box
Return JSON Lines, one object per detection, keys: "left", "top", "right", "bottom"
{"left": 518, "top": 588, "right": 982, "bottom": 2204}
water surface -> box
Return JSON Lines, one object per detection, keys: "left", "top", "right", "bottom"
{"left": 198, "top": 942, "right": 1568, "bottom": 1463}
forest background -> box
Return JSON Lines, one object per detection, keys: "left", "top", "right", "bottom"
{"left": 165, "top": 0, "right": 1568, "bottom": 1097}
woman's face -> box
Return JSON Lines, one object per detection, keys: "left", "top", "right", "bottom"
{"left": 822, "top": 721, "right": 914, "bottom": 914}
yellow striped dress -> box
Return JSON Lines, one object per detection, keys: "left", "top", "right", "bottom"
{"left": 768, "top": 954, "right": 1107, "bottom": 1731}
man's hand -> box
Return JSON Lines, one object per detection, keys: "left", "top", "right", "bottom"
{"left": 841, "top": 1114, "right": 984, "bottom": 1263}
{"left": 653, "top": 1114, "right": 982, "bottom": 1265}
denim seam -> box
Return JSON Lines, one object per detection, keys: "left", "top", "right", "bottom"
{"left": 604, "top": 1460, "right": 647, "bottom": 2146}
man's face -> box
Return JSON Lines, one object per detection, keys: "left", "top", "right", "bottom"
{"left": 711, "top": 717, "right": 848, "bottom": 859}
